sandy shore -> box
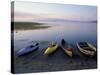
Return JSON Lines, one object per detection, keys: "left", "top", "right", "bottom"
{"left": 14, "top": 46, "right": 97, "bottom": 74}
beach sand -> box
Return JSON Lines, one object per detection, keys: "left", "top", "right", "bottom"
{"left": 14, "top": 46, "right": 97, "bottom": 74}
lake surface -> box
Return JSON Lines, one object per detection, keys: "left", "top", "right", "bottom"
{"left": 13, "top": 22, "right": 97, "bottom": 73}
{"left": 14, "top": 22, "right": 97, "bottom": 52}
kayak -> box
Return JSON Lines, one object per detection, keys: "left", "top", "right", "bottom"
{"left": 61, "top": 39, "right": 72, "bottom": 57}
{"left": 17, "top": 43, "right": 39, "bottom": 56}
{"left": 77, "top": 42, "right": 96, "bottom": 56}
{"left": 44, "top": 42, "right": 58, "bottom": 56}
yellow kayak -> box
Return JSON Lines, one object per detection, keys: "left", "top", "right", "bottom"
{"left": 44, "top": 42, "right": 58, "bottom": 56}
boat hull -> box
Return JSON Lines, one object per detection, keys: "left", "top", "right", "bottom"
{"left": 61, "top": 46, "right": 72, "bottom": 57}
{"left": 44, "top": 44, "right": 58, "bottom": 56}
{"left": 17, "top": 45, "right": 39, "bottom": 56}
{"left": 77, "top": 42, "right": 96, "bottom": 57}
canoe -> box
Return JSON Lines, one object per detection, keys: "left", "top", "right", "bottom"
{"left": 77, "top": 42, "right": 96, "bottom": 56}
{"left": 44, "top": 42, "right": 58, "bottom": 56}
{"left": 17, "top": 43, "right": 39, "bottom": 56}
{"left": 61, "top": 39, "right": 72, "bottom": 57}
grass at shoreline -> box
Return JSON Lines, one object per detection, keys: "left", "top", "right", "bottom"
{"left": 12, "top": 22, "right": 50, "bottom": 30}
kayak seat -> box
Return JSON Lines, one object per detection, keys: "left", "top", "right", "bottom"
{"left": 83, "top": 47, "right": 94, "bottom": 51}
{"left": 50, "top": 44, "right": 56, "bottom": 47}
{"left": 36, "top": 43, "right": 39, "bottom": 45}
{"left": 79, "top": 42, "right": 88, "bottom": 48}
{"left": 29, "top": 45, "right": 34, "bottom": 48}
{"left": 67, "top": 48, "right": 72, "bottom": 51}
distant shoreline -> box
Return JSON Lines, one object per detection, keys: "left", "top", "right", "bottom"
{"left": 11, "top": 22, "right": 51, "bottom": 30}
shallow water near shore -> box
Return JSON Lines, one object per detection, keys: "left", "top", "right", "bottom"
{"left": 13, "top": 22, "right": 97, "bottom": 73}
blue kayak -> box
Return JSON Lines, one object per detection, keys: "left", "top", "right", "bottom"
{"left": 17, "top": 43, "right": 39, "bottom": 56}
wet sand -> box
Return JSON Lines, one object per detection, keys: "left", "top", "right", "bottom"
{"left": 14, "top": 46, "right": 97, "bottom": 74}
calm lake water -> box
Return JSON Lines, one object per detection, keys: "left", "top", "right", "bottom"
{"left": 14, "top": 22, "right": 97, "bottom": 52}
{"left": 13, "top": 22, "right": 97, "bottom": 73}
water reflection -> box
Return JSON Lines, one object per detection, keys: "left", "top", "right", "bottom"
{"left": 14, "top": 22, "right": 97, "bottom": 51}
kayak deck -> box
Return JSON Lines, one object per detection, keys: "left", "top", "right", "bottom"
{"left": 44, "top": 43, "right": 59, "bottom": 56}
{"left": 17, "top": 43, "right": 39, "bottom": 56}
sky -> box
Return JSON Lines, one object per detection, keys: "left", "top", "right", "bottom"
{"left": 13, "top": 1, "right": 97, "bottom": 22}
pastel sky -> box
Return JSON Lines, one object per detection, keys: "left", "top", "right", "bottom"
{"left": 13, "top": 1, "right": 97, "bottom": 22}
